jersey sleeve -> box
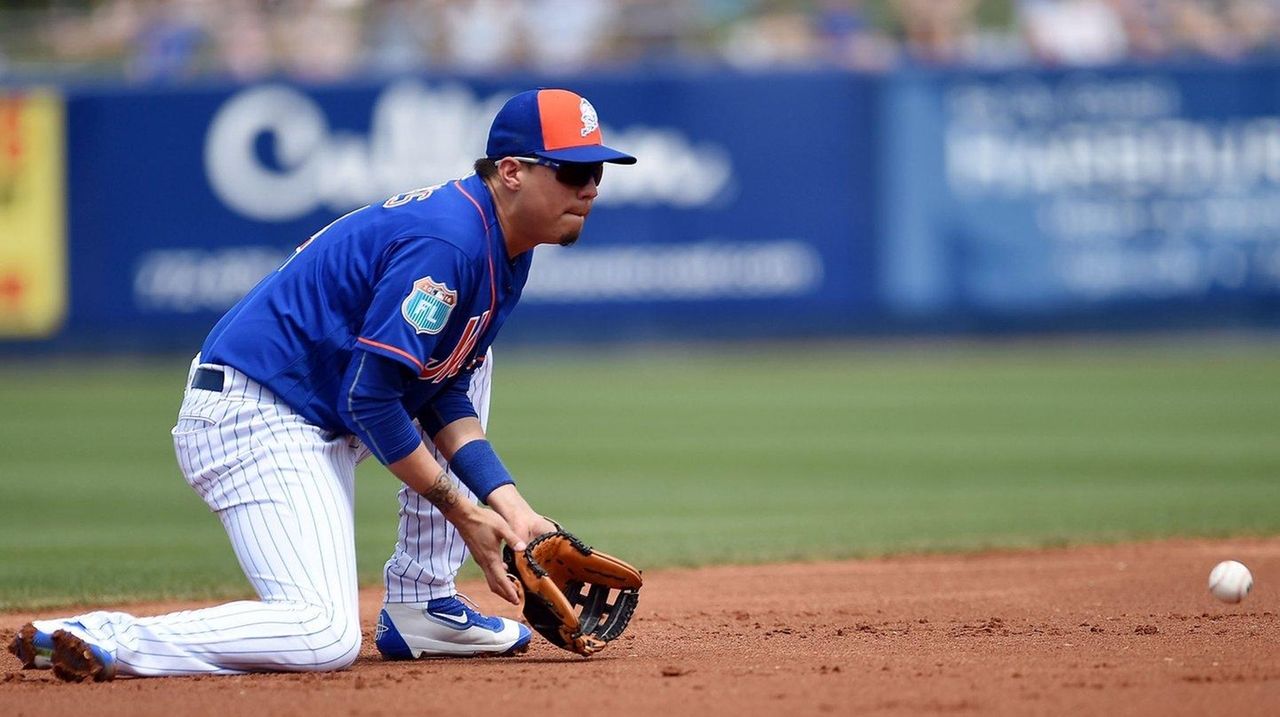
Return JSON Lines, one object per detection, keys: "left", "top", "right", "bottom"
{"left": 337, "top": 350, "right": 422, "bottom": 465}
{"left": 355, "top": 237, "right": 474, "bottom": 375}
{"left": 415, "top": 371, "right": 479, "bottom": 437}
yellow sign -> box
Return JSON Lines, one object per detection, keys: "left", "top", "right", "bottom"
{"left": 0, "top": 89, "right": 66, "bottom": 339}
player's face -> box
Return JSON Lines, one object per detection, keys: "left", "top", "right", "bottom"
{"left": 514, "top": 159, "right": 601, "bottom": 247}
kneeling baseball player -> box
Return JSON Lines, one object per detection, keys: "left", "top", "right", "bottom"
{"left": 9, "top": 88, "right": 639, "bottom": 680}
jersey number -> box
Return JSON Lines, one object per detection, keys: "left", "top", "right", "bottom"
{"left": 383, "top": 184, "right": 443, "bottom": 209}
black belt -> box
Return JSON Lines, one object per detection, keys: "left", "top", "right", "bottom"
{"left": 192, "top": 367, "right": 225, "bottom": 392}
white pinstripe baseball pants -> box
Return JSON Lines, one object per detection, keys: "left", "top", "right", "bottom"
{"left": 39, "top": 353, "right": 492, "bottom": 676}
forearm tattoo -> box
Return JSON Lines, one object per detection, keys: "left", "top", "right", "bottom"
{"left": 422, "top": 471, "right": 462, "bottom": 512}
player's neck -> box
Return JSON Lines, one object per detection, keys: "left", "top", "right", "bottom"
{"left": 484, "top": 176, "right": 535, "bottom": 259}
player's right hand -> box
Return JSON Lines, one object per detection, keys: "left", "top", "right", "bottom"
{"left": 448, "top": 504, "right": 526, "bottom": 605}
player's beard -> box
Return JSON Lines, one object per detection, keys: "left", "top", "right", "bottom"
{"left": 558, "top": 230, "right": 580, "bottom": 247}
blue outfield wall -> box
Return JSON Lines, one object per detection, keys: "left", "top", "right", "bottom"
{"left": 9, "top": 65, "right": 1280, "bottom": 351}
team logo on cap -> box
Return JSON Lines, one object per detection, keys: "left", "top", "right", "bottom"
{"left": 579, "top": 97, "right": 599, "bottom": 138}
{"left": 402, "top": 277, "right": 457, "bottom": 334}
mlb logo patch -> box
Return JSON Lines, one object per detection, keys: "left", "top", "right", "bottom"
{"left": 401, "top": 277, "right": 457, "bottom": 334}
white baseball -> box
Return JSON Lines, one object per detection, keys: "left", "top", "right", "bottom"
{"left": 1208, "top": 560, "right": 1253, "bottom": 604}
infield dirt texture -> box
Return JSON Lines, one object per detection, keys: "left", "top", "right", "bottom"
{"left": 1, "top": 340, "right": 1278, "bottom": 713}
{"left": 2, "top": 539, "right": 1279, "bottom": 715}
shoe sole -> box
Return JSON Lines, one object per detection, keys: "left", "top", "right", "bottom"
{"left": 382, "top": 631, "right": 533, "bottom": 660}
{"left": 50, "top": 630, "right": 115, "bottom": 682}
{"left": 402, "top": 640, "right": 531, "bottom": 660}
{"left": 8, "top": 623, "right": 50, "bottom": 669}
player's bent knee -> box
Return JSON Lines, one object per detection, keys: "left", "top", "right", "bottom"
{"left": 305, "top": 618, "right": 362, "bottom": 672}
{"left": 332, "top": 622, "right": 362, "bottom": 670}
{"left": 283, "top": 605, "right": 362, "bottom": 672}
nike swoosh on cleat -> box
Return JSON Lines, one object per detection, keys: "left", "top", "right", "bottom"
{"left": 430, "top": 611, "right": 471, "bottom": 625}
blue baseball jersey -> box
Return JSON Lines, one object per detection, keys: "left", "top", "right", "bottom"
{"left": 201, "top": 173, "right": 532, "bottom": 436}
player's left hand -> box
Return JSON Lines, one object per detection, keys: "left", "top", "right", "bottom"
{"left": 512, "top": 514, "right": 559, "bottom": 543}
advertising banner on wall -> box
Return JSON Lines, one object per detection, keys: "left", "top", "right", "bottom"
{"left": 44, "top": 72, "right": 879, "bottom": 350}
{"left": 8, "top": 64, "right": 1280, "bottom": 353}
{"left": 0, "top": 89, "right": 65, "bottom": 339}
{"left": 880, "top": 65, "right": 1280, "bottom": 319}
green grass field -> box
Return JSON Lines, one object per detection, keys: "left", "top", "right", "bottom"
{"left": 1, "top": 339, "right": 1278, "bottom": 611}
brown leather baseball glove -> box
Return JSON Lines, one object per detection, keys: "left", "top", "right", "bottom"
{"left": 503, "top": 530, "right": 643, "bottom": 656}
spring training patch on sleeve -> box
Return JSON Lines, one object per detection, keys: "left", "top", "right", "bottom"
{"left": 401, "top": 277, "right": 457, "bottom": 335}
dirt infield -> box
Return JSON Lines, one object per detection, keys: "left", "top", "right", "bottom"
{"left": 2, "top": 538, "right": 1278, "bottom": 716}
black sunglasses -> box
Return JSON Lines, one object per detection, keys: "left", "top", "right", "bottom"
{"left": 512, "top": 156, "right": 604, "bottom": 188}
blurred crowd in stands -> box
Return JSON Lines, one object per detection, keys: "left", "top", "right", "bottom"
{"left": 2, "top": 0, "right": 1280, "bottom": 83}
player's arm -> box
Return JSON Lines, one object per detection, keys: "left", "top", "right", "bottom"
{"left": 426, "top": 414, "right": 557, "bottom": 543}
{"left": 342, "top": 233, "right": 471, "bottom": 466}
{"left": 419, "top": 375, "right": 556, "bottom": 541}
{"left": 384, "top": 443, "right": 525, "bottom": 605}
{"left": 341, "top": 237, "right": 524, "bottom": 603}
{"left": 337, "top": 351, "right": 524, "bottom": 604}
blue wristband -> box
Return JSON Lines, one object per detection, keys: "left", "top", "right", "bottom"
{"left": 449, "top": 439, "right": 514, "bottom": 502}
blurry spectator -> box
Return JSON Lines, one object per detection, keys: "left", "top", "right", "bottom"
{"left": 127, "top": 0, "right": 209, "bottom": 82}
{"left": 891, "top": 0, "right": 980, "bottom": 64}
{"left": 813, "top": 0, "right": 898, "bottom": 70}
{"left": 1227, "top": 0, "right": 1280, "bottom": 55}
{"left": 1019, "top": 0, "right": 1129, "bottom": 65}
{"left": 1170, "top": 0, "right": 1244, "bottom": 58}
{"left": 207, "top": 0, "right": 275, "bottom": 79}
{"left": 1108, "top": 0, "right": 1178, "bottom": 58}
{"left": 209, "top": 0, "right": 275, "bottom": 79}
{"left": 438, "top": 0, "right": 526, "bottom": 71}
{"left": 11, "top": 0, "right": 1280, "bottom": 82}
{"left": 523, "top": 0, "right": 619, "bottom": 71}
{"left": 721, "top": 1, "right": 821, "bottom": 69}
{"left": 364, "top": 0, "right": 443, "bottom": 75}
{"left": 611, "top": 0, "right": 708, "bottom": 65}
{"left": 45, "top": 0, "right": 143, "bottom": 68}
{"left": 276, "top": 0, "right": 363, "bottom": 80}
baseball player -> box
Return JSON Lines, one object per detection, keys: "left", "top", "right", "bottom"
{"left": 8, "top": 88, "right": 635, "bottom": 681}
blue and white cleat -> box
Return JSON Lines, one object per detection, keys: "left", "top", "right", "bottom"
{"left": 8, "top": 623, "right": 55, "bottom": 669}
{"left": 376, "top": 595, "right": 531, "bottom": 659}
{"left": 50, "top": 629, "right": 116, "bottom": 682}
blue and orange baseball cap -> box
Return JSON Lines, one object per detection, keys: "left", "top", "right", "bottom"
{"left": 486, "top": 89, "right": 637, "bottom": 165}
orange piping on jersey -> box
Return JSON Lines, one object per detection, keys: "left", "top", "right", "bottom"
{"left": 456, "top": 180, "right": 487, "bottom": 230}
{"left": 453, "top": 181, "right": 499, "bottom": 337}
{"left": 356, "top": 337, "right": 424, "bottom": 373}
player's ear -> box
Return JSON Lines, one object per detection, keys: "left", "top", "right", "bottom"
{"left": 495, "top": 158, "right": 523, "bottom": 191}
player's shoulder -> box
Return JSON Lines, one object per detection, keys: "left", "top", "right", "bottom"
{"left": 371, "top": 176, "right": 491, "bottom": 259}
